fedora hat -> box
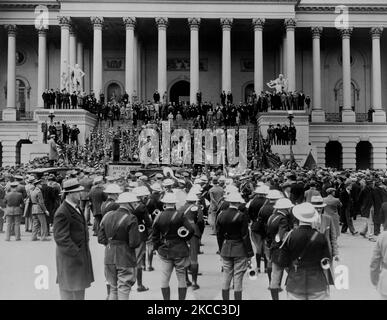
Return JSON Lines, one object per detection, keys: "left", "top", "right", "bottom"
{"left": 326, "top": 187, "right": 336, "bottom": 194}
{"left": 104, "top": 184, "right": 123, "bottom": 194}
{"left": 310, "top": 195, "right": 326, "bottom": 208}
{"left": 93, "top": 176, "right": 103, "bottom": 184}
{"left": 273, "top": 198, "right": 294, "bottom": 209}
{"left": 62, "top": 178, "right": 84, "bottom": 193}
{"left": 116, "top": 192, "right": 139, "bottom": 204}
{"left": 161, "top": 192, "right": 178, "bottom": 204}
{"left": 135, "top": 172, "right": 143, "bottom": 178}
{"left": 292, "top": 203, "right": 319, "bottom": 223}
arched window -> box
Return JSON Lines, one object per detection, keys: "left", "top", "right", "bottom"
{"left": 334, "top": 80, "right": 359, "bottom": 112}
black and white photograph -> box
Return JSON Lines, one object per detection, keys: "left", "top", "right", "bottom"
{"left": 1, "top": 0, "right": 387, "bottom": 307}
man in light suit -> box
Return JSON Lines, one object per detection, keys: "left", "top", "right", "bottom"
{"left": 48, "top": 134, "right": 58, "bottom": 167}
{"left": 323, "top": 188, "right": 342, "bottom": 237}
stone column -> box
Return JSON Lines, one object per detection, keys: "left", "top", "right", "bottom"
{"left": 69, "top": 26, "right": 77, "bottom": 69}
{"left": 284, "top": 18, "right": 296, "bottom": 92}
{"left": 340, "top": 27, "right": 355, "bottom": 122}
{"left": 371, "top": 27, "right": 385, "bottom": 123}
{"left": 123, "top": 17, "right": 136, "bottom": 102}
{"left": 311, "top": 26, "right": 324, "bottom": 122}
{"left": 252, "top": 18, "right": 265, "bottom": 94}
{"left": 58, "top": 16, "right": 71, "bottom": 91}
{"left": 155, "top": 17, "right": 168, "bottom": 96}
{"left": 188, "top": 18, "right": 200, "bottom": 104}
{"left": 76, "top": 41, "right": 84, "bottom": 91}
{"left": 220, "top": 18, "right": 232, "bottom": 93}
{"left": 37, "top": 27, "right": 47, "bottom": 109}
{"left": 91, "top": 16, "right": 103, "bottom": 100}
{"left": 3, "top": 25, "right": 17, "bottom": 121}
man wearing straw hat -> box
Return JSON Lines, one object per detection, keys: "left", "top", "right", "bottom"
{"left": 152, "top": 192, "right": 194, "bottom": 300}
{"left": 179, "top": 190, "right": 204, "bottom": 290}
{"left": 98, "top": 192, "right": 142, "bottom": 300}
{"left": 248, "top": 185, "right": 270, "bottom": 273}
{"left": 53, "top": 178, "right": 94, "bottom": 300}
{"left": 216, "top": 191, "right": 253, "bottom": 300}
{"left": 266, "top": 197, "right": 294, "bottom": 300}
{"left": 278, "top": 202, "right": 331, "bottom": 300}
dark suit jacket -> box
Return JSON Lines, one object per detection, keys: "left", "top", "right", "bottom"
{"left": 88, "top": 185, "right": 107, "bottom": 217}
{"left": 53, "top": 201, "right": 94, "bottom": 291}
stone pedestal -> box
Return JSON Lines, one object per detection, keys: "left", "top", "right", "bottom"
{"left": 372, "top": 110, "right": 386, "bottom": 123}
{"left": 311, "top": 110, "right": 325, "bottom": 122}
{"left": 2, "top": 108, "right": 17, "bottom": 121}
{"left": 34, "top": 109, "right": 97, "bottom": 145}
{"left": 341, "top": 110, "right": 356, "bottom": 123}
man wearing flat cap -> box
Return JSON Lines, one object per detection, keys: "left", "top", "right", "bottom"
{"left": 53, "top": 179, "right": 94, "bottom": 300}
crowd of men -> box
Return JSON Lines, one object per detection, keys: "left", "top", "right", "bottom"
{"left": 1, "top": 164, "right": 386, "bottom": 300}
{"left": 267, "top": 123, "right": 297, "bottom": 145}
{"left": 41, "top": 120, "right": 80, "bottom": 145}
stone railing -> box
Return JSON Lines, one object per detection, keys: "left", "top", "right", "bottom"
{"left": 325, "top": 113, "right": 342, "bottom": 122}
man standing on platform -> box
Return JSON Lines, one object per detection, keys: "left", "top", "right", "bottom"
{"left": 53, "top": 179, "right": 94, "bottom": 300}
{"left": 48, "top": 134, "right": 58, "bottom": 167}
{"left": 41, "top": 121, "right": 48, "bottom": 144}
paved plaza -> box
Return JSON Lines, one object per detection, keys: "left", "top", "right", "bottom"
{"left": 0, "top": 218, "right": 380, "bottom": 300}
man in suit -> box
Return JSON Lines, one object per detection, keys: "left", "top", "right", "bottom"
{"left": 220, "top": 91, "right": 226, "bottom": 106}
{"left": 370, "top": 206, "right": 387, "bottom": 299}
{"left": 88, "top": 176, "right": 107, "bottom": 235}
{"left": 323, "top": 188, "right": 342, "bottom": 237}
{"left": 371, "top": 179, "right": 387, "bottom": 236}
{"left": 41, "top": 121, "right": 48, "bottom": 144}
{"left": 226, "top": 91, "right": 233, "bottom": 104}
{"left": 53, "top": 178, "right": 94, "bottom": 300}
{"left": 339, "top": 180, "right": 358, "bottom": 235}
{"left": 62, "top": 120, "right": 69, "bottom": 144}
{"left": 48, "top": 134, "right": 58, "bottom": 167}
{"left": 153, "top": 90, "right": 160, "bottom": 103}
{"left": 98, "top": 192, "right": 142, "bottom": 300}
{"left": 216, "top": 191, "right": 253, "bottom": 300}
{"left": 4, "top": 181, "right": 24, "bottom": 241}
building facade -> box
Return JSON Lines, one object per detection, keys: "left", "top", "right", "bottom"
{"left": 1, "top": 0, "right": 387, "bottom": 169}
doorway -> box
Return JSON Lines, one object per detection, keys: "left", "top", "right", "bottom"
{"left": 169, "top": 80, "right": 190, "bottom": 104}
{"left": 356, "top": 141, "right": 373, "bottom": 170}
{"left": 325, "top": 141, "right": 342, "bottom": 169}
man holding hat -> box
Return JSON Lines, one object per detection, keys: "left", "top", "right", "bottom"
{"left": 216, "top": 192, "right": 253, "bottom": 300}
{"left": 278, "top": 202, "right": 331, "bottom": 300}
{"left": 4, "top": 181, "right": 24, "bottom": 241}
{"left": 30, "top": 179, "right": 50, "bottom": 241}
{"left": 53, "top": 179, "right": 94, "bottom": 300}
{"left": 98, "top": 192, "right": 142, "bottom": 300}
{"left": 152, "top": 192, "right": 194, "bottom": 300}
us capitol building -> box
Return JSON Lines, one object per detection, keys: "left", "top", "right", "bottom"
{"left": 1, "top": 0, "right": 387, "bottom": 170}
